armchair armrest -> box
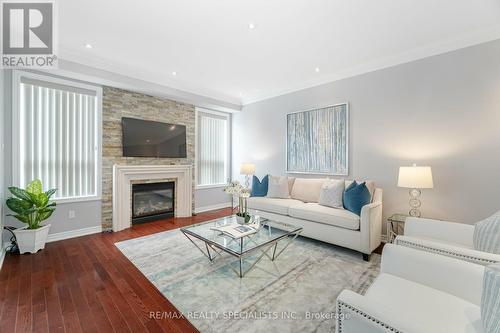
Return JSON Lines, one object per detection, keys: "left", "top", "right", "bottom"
{"left": 360, "top": 192, "right": 383, "bottom": 254}
{"left": 395, "top": 235, "right": 500, "bottom": 266}
{"left": 336, "top": 290, "right": 422, "bottom": 333}
{"left": 405, "top": 217, "right": 474, "bottom": 247}
{"left": 381, "top": 244, "right": 484, "bottom": 305}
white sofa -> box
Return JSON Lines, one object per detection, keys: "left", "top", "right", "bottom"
{"left": 247, "top": 178, "right": 383, "bottom": 260}
{"left": 336, "top": 244, "right": 486, "bottom": 333}
{"left": 395, "top": 217, "right": 500, "bottom": 265}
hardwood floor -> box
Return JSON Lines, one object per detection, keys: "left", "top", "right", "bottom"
{"left": 0, "top": 208, "right": 234, "bottom": 333}
{"left": 0, "top": 208, "right": 386, "bottom": 333}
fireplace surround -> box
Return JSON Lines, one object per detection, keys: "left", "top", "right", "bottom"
{"left": 112, "top": 164, "right": 193, "bottom": 232}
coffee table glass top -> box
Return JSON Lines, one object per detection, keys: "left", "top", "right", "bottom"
{"left": 181, "top": 216, "right": 302, "bottom": 255}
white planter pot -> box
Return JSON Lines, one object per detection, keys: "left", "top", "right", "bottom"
{"left": 13, "top": 224, "right": 51, "bottom": 254}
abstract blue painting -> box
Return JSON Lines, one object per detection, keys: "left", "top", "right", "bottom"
{"left": 286, "top": 103, "right": 348, "bottom": 175}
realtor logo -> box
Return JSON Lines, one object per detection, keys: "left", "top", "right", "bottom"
{"left": 1, "top": 0, "right": 57, "bottom": 68}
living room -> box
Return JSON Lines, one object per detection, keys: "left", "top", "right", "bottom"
{"left": 0, "top": 1, "right": 500, "bottom": 332}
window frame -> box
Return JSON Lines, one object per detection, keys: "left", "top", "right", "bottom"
{"left": 195, "top": 107, "right": 231, "bottom": 190}
{"left": 12, "top": 70, "right": 103, "bottom": 204}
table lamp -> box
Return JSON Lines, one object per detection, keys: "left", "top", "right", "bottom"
{"left": 397, "top": 164, "right": 433, "bottom": 217}
{"left": 240, "top": 163, "right": 256, "bottom": 188}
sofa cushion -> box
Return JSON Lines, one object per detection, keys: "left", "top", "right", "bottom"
{"left": 287, "top": 177, "right": 296, "bottom": 194}
{"left": 289, "top": 203, "right": 360, "bottom": 230}
{"left": 366, "top": 273, "right": 482, "bottom": 333}
{"left": 290, "top": 178, "right": 325, "bottom": 203}
{"left": 343, "top": 181, "right": 371, "bottom": 216}
{"left": 267, "top": 175, "right": 290, "bottom": 199}
{"left": 318, "top": 179, "right": 344, "bottom": 208}
{"left": 247, "top": 197, "right": 303, "bottom": 215}
{"left": 251, "top": 175, "right": 268, "bottom": 197}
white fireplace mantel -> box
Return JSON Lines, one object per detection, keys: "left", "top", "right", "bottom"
{"left": 112, "top": 164, "right": 193, "bottom": 232}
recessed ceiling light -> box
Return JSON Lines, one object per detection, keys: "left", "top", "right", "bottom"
{"left": 84, "top": 43, "right": 93, "bottom": 49}
{"left": 248, "top": 22, "right": 256, "bottom": 30}
{"left": 315, "top": 67, "right": 320, "bottom": 72}
{"left": 171, "top": 71, "right": 177, "bottom": 76}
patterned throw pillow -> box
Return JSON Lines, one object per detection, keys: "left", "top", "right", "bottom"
{"left": 481, "top": 263, "right": 500, "bottom": 333}
{"left": 266, "top": 175, "right": 290, "bottom": 199}
{"left": 251, "top": 175, "right": 268, "bottom": 197}
{"left": 318, "top": 179, "right": 344, "bottom": 208}
{"left": 474, "top": 211, "right": 500, "bottom": 255}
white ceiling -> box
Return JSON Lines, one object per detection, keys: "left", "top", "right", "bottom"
{"left": 59, "top": 0, "right": 500, "bottom": 106}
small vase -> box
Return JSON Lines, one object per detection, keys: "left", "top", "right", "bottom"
{"left": 235, "top": 215, "right": 251, "bottom": 224}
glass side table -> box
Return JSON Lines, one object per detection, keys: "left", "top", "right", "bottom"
{"left": 387, "top": 214, "right": 408, "bottom": 243}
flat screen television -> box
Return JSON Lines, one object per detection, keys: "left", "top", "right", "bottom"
{"left": 122, "top": 117, "right": 187, "bottom": 158}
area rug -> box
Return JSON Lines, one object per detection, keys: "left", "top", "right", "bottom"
{"left": 115, "top": 229, "right": 380, "bottom": 333}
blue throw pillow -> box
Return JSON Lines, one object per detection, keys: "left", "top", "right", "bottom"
{"left": 251, "top": 175, "right": 269, "bottom": 197}
{"left": 343, "top": 181, "right": 371, "bottom": 216}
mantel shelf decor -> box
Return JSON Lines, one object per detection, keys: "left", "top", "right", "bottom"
{"left": 286, "top": 103, "right": 349, "bottom": 175}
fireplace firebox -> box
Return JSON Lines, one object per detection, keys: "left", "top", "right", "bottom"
{"left": 131, "top": 181, "right": 174, "bottom": 224}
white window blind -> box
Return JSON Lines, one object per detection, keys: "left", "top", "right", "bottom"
{"left": 15, "top": 74, "right": 101, "bottom": 201}
{"left": 197, "top": 110, "right": 229, "bottom": 186}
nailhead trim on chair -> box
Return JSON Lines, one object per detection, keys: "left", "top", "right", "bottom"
{"left": 395, "top": 239, "right": 497, "bottom": 265}
{"left": 337, "top": 300, "right": 403, "bottom": 333}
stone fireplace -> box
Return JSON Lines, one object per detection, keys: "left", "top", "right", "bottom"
{"left": 101, "top": 86, "right": 195, "bottom": 231}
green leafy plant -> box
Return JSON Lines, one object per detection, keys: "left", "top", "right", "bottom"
{"left": 6, "top": 179, "right": 57, "bottom": 230}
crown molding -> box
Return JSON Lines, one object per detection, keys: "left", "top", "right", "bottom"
{"left": 242, "top": 25, "right": 500, "bottom": 105}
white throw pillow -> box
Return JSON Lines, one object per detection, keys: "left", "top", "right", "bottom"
{"left": 290, "top": 178, "right": 326, "bottom": 203}
{"left": 473, "top": 210, "right": 500, "bottom": 255}
{"left": 318, "top": 179, "right": 344, "bottom": 208}
{"left": 267, "top": 176, "right": 290, "bottom": 199}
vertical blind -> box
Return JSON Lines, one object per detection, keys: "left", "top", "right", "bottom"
{"left": 197, "top": 111, "right": 228, "bottom": 186}
{"left": 18, "top": 78, "right": 99, "bottom": 199}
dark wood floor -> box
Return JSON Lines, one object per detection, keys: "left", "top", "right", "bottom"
{"left": 0, "top": 208, "right": 235, "bottom": 333}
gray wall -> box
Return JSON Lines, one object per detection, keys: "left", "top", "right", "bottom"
{"left": 233, "top": 39, "right": 500, "bottom": 226}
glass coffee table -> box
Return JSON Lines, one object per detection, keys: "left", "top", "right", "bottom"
{"left": 180, "top": 216, "right": 302, "bottom": 278}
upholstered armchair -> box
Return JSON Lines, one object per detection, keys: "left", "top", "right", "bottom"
{"left": 395, "top": 217, "right": 500, "bottom": 265}
{"left": 336, "top": 244, "right": 485, "bottom": 333}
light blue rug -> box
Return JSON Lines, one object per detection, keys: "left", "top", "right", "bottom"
{"left": 115, "top": 229, "right": 380, "bottom": 333}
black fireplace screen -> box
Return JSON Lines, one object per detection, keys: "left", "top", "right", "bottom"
{"left": 132, "top": 182, "right": 174, "bottom": 224}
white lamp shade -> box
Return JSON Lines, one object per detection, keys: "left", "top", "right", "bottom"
{"left": 240, "top": 163, "right": 256, "bottom": 175}
{"left": 398, "top": 166, "right": 433, "bottom": 189}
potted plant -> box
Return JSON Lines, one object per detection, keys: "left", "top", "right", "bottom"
{"left": 6, "top": 179, "right": 57, "bottom": 254}
{"left": 223, "top": 181, "right": 251, "bottom": 224}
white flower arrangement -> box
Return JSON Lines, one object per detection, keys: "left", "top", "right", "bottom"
{"left": 224, "top": 181, "right": 251, "bottom": 222}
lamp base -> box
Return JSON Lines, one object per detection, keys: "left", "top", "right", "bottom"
{"left": 408, "top": 188, "right": 422, "bottom": 217}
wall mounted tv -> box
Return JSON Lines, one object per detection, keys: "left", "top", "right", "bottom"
{"left": 122, "top": 117, "right": 187, "bottom": 158}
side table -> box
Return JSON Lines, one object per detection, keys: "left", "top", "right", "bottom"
{"left": 387, "top": 214, "right": 408, "bottom": 243}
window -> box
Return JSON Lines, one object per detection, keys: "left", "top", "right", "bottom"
{"left": 13, "top": 71, "right": 102, "bottom": 202}
{"left": 196, "top": 108, "right": 230, "bottom": 187}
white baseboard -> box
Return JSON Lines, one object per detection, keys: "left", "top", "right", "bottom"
{"left": 47, "top": 225, "right": 103, "bottom": 243}
{"left": 195, "top": 202, "right": 232, "bottom": 214}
